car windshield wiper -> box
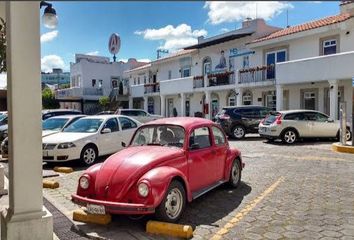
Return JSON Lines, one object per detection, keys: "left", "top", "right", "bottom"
{"left": 146, "top": 143, "right": 164, "bottom": 146}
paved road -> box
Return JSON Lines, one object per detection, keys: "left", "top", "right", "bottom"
{"left": 43, "top": 137, "right": 354, "bottom": 240}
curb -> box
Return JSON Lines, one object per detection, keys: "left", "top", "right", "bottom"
{"left": 43, "top": 180, "right": 59, "bottom": 189}
{"left": 332, "top": 143, "right": 354, "bottom": 154}
{"left": 53, "top": 167, "right": 74, "bottom": 173}
{"left": 73, "top": 209, "right": 111, "bottom": 225}
{"left": 146, "top": 220, "right": 193, "bottom": 239}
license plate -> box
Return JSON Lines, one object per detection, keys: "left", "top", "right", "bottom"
{"left": 87, "top": 204, "right": 105, "bottom": 215}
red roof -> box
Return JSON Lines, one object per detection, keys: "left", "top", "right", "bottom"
{"left": 251, "top": 13, "right": 352, "bottom": 44}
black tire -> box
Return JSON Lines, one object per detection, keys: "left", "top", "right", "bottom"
{"left": 346, "top": 128, "right": 352, "bottom": 141}
{"left": 281, "top": 128, "right": 298, "bottom": 144}
{"left": 228, "top": 159, "right": 241, "bottom": 188}
{"left": 155, "top": 180, "right": 186, "bottom": 223}
{"left": 80, "top": 144, "right": 98, "bottom": 166}
{"left": 231, "top": 125, "right": 246, "bottom": 139}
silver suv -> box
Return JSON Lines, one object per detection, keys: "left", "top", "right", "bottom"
{"left": 115, "top": 109, "right": 163, "bottom": 123}
{"left": 259, "top": 110, "right": 352, "bottom": 144}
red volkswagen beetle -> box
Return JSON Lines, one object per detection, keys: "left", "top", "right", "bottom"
{"left": 72, "top": 117, "right": 244, "bottom": 222}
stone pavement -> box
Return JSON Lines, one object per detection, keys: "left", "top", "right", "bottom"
{"left": 42, "top": 137, "right": 354, "bottom": 240}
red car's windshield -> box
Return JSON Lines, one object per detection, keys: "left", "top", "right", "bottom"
{"left": 131, "top": 125, "right": 185, "bottom": 148}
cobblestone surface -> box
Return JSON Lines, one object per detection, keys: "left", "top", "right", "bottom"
{"left": 42, "top": 137, "right": 354, "bottom": 239}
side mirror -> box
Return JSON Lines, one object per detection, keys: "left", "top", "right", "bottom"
{"left": 189, "top": 143, "right": 200, "bottom": 150}
{"left": 327, "top": 118, "right": 334, "bottom": 123}
{"left": 101, "top": 128, "right": 112, "bottom": 134}
{"left": 121, "top": 142, "right": 126, "bottom": 147}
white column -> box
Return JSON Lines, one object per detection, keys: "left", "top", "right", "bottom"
{"left": 160, "top": 95, "right": 166, "bottom": 117}
{"left": 180, "top": 93, "right": 185, "bottom": 117}
{"left": 236, "top": 88, "right": 243, "bottom": 106}
{"left": 1, "top": 2, "right": 53, "bottom": 240}
{"left": 128, "top": 96, "right": 133, "bottom": 109}
{"left": 143, "top": 96, "right": 148, "bottom": 112}
{"left": 205, "top": 91, "right": 211, "bottom": 119}
{"left": 276, "top": 84, "right": 284, "bottom": 111}
{"left": 329, "top": 80, "right": 339, "bottom": 120}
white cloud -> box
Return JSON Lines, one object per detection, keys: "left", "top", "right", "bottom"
{"left": 41, "top": 55, "right": 65, "bottom": 73}
{"left": 204, "top": 1, "right": 293, "bottom": 25}
{"left": 220, "top": 28, "right": 230, "bottom": 33}
{"left": 86, "top": 51, "right": 100, "bottom": 56}
{"left": 135, "top": 24, "right": 207, "bottom": 51}
{"left": 40, "top": 30, "right": 59, "bottom": 43}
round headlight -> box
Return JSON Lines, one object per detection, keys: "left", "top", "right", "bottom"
{"left": 79, "top": 176, "right": 90, "bottom": 190}
{"left": 138, "top": 182, "right": 149, "bottom": 197}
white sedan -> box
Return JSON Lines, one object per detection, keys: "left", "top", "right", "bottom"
{"left": 42, "top": 115, "right": 141, "bottom": 165}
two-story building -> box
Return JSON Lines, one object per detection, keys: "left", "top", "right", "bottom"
{"left": 56, "top": 54, "right": 148, "bottom": 114}
{"left": 41, "top": 68, "right": 70, "bottom": 88}
{"left": 127, "top": 1, "right": 354, "bottom": 122}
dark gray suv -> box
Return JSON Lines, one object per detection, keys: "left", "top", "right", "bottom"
{"left": 215, "top": 106, "right": 273, "bottom": 139}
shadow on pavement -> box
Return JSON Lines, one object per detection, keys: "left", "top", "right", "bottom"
{"left": 263, "top": 138, "right": 337, "bottom": 146}
{"left": 43, "top": 155, "right": 109, "bottom": 172}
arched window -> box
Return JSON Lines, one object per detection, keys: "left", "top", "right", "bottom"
{"left": 227, "top": 90, "right": 237, "bottom": 106}
{"left": 202, "top": 57, "right": 212, "bottom": 76}
{"left": 243, "top": 90, "right": 252, "bottom": 105}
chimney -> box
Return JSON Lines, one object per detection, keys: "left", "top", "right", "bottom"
{"left": 340, "top": 1, "right": 354, "bottom": 16}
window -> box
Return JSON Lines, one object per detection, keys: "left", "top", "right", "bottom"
{"left": 303, "top": 91, "right": 316, "bottom": 110}
{"left": 168, "top": 70, "right": 172, "bottom": 80}
{"left": 92, "top": 79, "right": 96, "bottom": 87}
{"left": 242, "top": 55, "right": 249, "bottom": 69}
{"left": 112, "top": 78, "right": 118, "bottom": 88}
{"left": 134, "top": 78, "right": 136, "bottom": 85}
{"left": 284, "top": 112, "right": 305, "bottom": 120}
{"left": 265, "top": 91, "right": 276, "bottom": 110}
{"left": 243, "top": 91, "right": 252, "bottom": 105}
{"left": 203, "top": 62, "right": 211, "bottom": 75}
{"left": 144, "top": 76, "right": 147, "bottom": 84}
{"left": 212, "top": 127, "right": 226, "bottom": 146}
{"left": 181, "top": 67, "right": 191, "bottom": 78}
{"left": 228, "top": 96, "right": 236, "bottom": 106}
{"left": 98, "top": 80, "right": 103, "bottom": 88}
{"left": 266, "top": 49, "right": 287, "bottom": 79}
{"left": 138, "top": 77, "right": 140, "bottom": 85}
{"left": 102, "top": 118, "right": 119, "bottom": 132}
{"left": 119, "top": 117, "right": 137, "bottom": 130}
{"left": 323, "top": 39, "right": 337, "bottom": 55}
{"left": 189, "top": 127, "right": 211, "bottom": 149}
{"left": 304, "top": 112, "right": 328, "bottom": 122}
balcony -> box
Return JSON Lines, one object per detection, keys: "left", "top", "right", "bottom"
{"left": 144, "top": 82, "right": 160, "bottom": 94}
{"left": 238, "top": 65, "right": 275, "bottom": 86}
{"left": 160, "top": 76, "right": 194, "bottom": 94}
{"left": 276, "top": 51, "right": 354, "bottom": 84}
{"left": 55, "top": 87, "right": 105, "bottom": 100}
{"left": 207, "top": 70, "right": 235, "bottom": 87}
{"left": 109, "top": 87, "right": 130, "bottom": 101}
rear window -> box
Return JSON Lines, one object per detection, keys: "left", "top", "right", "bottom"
{"left": 263, "top": 112, "right": 281, "bottom": 125}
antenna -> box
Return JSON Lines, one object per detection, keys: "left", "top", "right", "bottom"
{"left": 286, "top": 8, "right": 290, "bottom": 28}
{"left": 157, "top": 49, "right": 169, "bottom": 59}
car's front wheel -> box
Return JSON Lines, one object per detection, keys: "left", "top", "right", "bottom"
{"left": 155, "top": 180, "right": 186, "bottom": 223}
{"left": 232, "top": 125, "right": 246, "bottom": 139}
{"left": 80, "top": 145, "right": 98, "bottom": 166}
{"left": 228, "top": 159, "right": 241, "bottom": 188}
{"left": 281, "top": 129, "right": 297, "bottom": 144}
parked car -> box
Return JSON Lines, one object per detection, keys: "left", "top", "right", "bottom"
{"left": 1, "top": 115, "right": 86, "bottom": 158}
{"left": 258, "top": 110, "right": 352, "bottom": 144}
{"left": 115, "top": 108, "right": 163, "bottom": 123}
{"left": 214, "top": 106, "right": 273, "bottom": 139}
{"left": 42, "top": 109, "right": 82, "bottom": 121}
{"left": 96, "top": 111, "right": 115, "bottom": 115}
{"left": 71, "top": 117, "right": 244, "bottom": 222}
{"left": 42, "top": 115, "right": 141, "bottom": 165}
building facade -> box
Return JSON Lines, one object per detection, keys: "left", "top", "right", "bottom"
{"left": 127, "top": 1, "right": 354, "bottom": 124}
{"left": 55, "top": 54, "right": 148, "bottom": 114}
{"left": 41, "top": 68, "right": 70, "bottom": 88}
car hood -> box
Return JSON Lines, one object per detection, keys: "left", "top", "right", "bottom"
{"left": 0, "top": 124, "right": 7, "bottom": 132}
{"left": 94, "top": 146, "right": 185, "bottom": 200}
{"left": 42, "top": 132, "right": 96, "bottom": 144}
{"left": 42, "top": 130, "right": 59, "bottom": 137}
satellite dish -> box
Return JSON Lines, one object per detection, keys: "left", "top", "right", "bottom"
{"left": 108, "top": 33, "right": 120, "bottom": 61}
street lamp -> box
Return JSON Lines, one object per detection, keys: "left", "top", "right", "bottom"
{"left": 40, "top": 1, "right": 58, "bottom": 29}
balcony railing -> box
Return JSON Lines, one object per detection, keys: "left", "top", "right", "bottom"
{"left": 55, "top": 87, "right": 106, "bottom": 99}
{"left": 109, "top": 87, "right": 130, "bottom": 101}
{"left": 144, "top": 82, "right": 160, "bottom": 94}
{"left": 193, "top": 76, "right": 204, "bottom": 88}
{"left": 238, "top": 65, "right": 275, "bottom": 84}
{"left": 207, "top": 71, "right": 235, "bottom": 87}
{"left": 83, "top": 88, "right": 103, "bottom": 96}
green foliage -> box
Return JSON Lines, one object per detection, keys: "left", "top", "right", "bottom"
{"left": 42, "top": 88, "right": 59, "bottom": 109}
{"left": 99, "top": 96, "right": 110, "bottom": 110}
{"left": 0, "top": 17, "right": 6, "bottom": 73}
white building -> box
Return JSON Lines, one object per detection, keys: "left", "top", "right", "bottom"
{"left": 41, "top": 68, "right": 70, "bottom": 88}
{"left": 56, "top": 54, "right": 148, "bottom": 113}
{"left": 127, "top": 1, "right": 354, "bottom": 123}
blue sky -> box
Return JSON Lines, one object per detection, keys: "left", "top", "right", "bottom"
{"left": 40, "top": 1, "right": 340, "bottom": 72}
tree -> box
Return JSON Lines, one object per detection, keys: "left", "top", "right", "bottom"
{"left": 0, "top": 17, "right": 6, "bottom": 73}
{"left": 42, "top": 88, "right": 59, "bottom": 109}
{"left": 99, "top": 96, "right": 110, "bottom": 111}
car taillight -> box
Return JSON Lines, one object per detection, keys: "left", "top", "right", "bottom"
{"left": 275, "top": 114, "right": 282, "bottom": 125}
{"left": 260, "top": 118, "right": 265, "bottom": 124}
{"left": 219, "top": 114, "right": 230, "bottom": 120}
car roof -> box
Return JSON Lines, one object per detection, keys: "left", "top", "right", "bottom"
{"left": 80, "top": 114, "right": 134, "bottom": 120}
{"left": 120, "top": 109, "right": 146, "bottom": 112}
{"left": 47, "top": 114, "right": 86, "bottom": 119}
{"left": 42, "top": 109, "right": 81, "bottom": 114}
{"left": 278, "top": 109, "right": 325, "bottom": 115}
{"left": 222, "top": 105, "right": 269, "bottom": 109}
{"left": 145, "top": 117, "right": 214, "bottom": 129}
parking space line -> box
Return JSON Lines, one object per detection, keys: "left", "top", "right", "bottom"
{"left": 210, "top": 176, "right": 285, "bottom": 240}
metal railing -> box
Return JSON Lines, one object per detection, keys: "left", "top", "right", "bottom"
{"left": 144, "top": 83, "right": 160, "bottom": 94}
{"left": 239, "top": 65, "right": 275, "bottom": 84}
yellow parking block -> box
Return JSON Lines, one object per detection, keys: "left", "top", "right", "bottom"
{"left": 73, "top": 209, "right": 111, "bottom": 225}
{"left": 53, "top": 167, "right": 74, "bottom": 173}
{"left": 43, "top": 180, "right": 59, "bottom": 189}
{"left": 332, "top": 143, "right": 354, "bottom": 154}
{"left": 146, "top": 220, "right": 193, "bottom": 239}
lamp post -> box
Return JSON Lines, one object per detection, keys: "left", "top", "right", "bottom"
{"left": 40, "top": 1, "right": 58, "bottom": 29}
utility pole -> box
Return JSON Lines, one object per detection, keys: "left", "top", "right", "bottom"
{"left": 157, "top": 49, "right": 169, "bottom": 59}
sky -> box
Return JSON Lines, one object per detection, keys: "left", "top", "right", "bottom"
{"left": 40, "top": 1, "right": 341, "bottom": 73}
